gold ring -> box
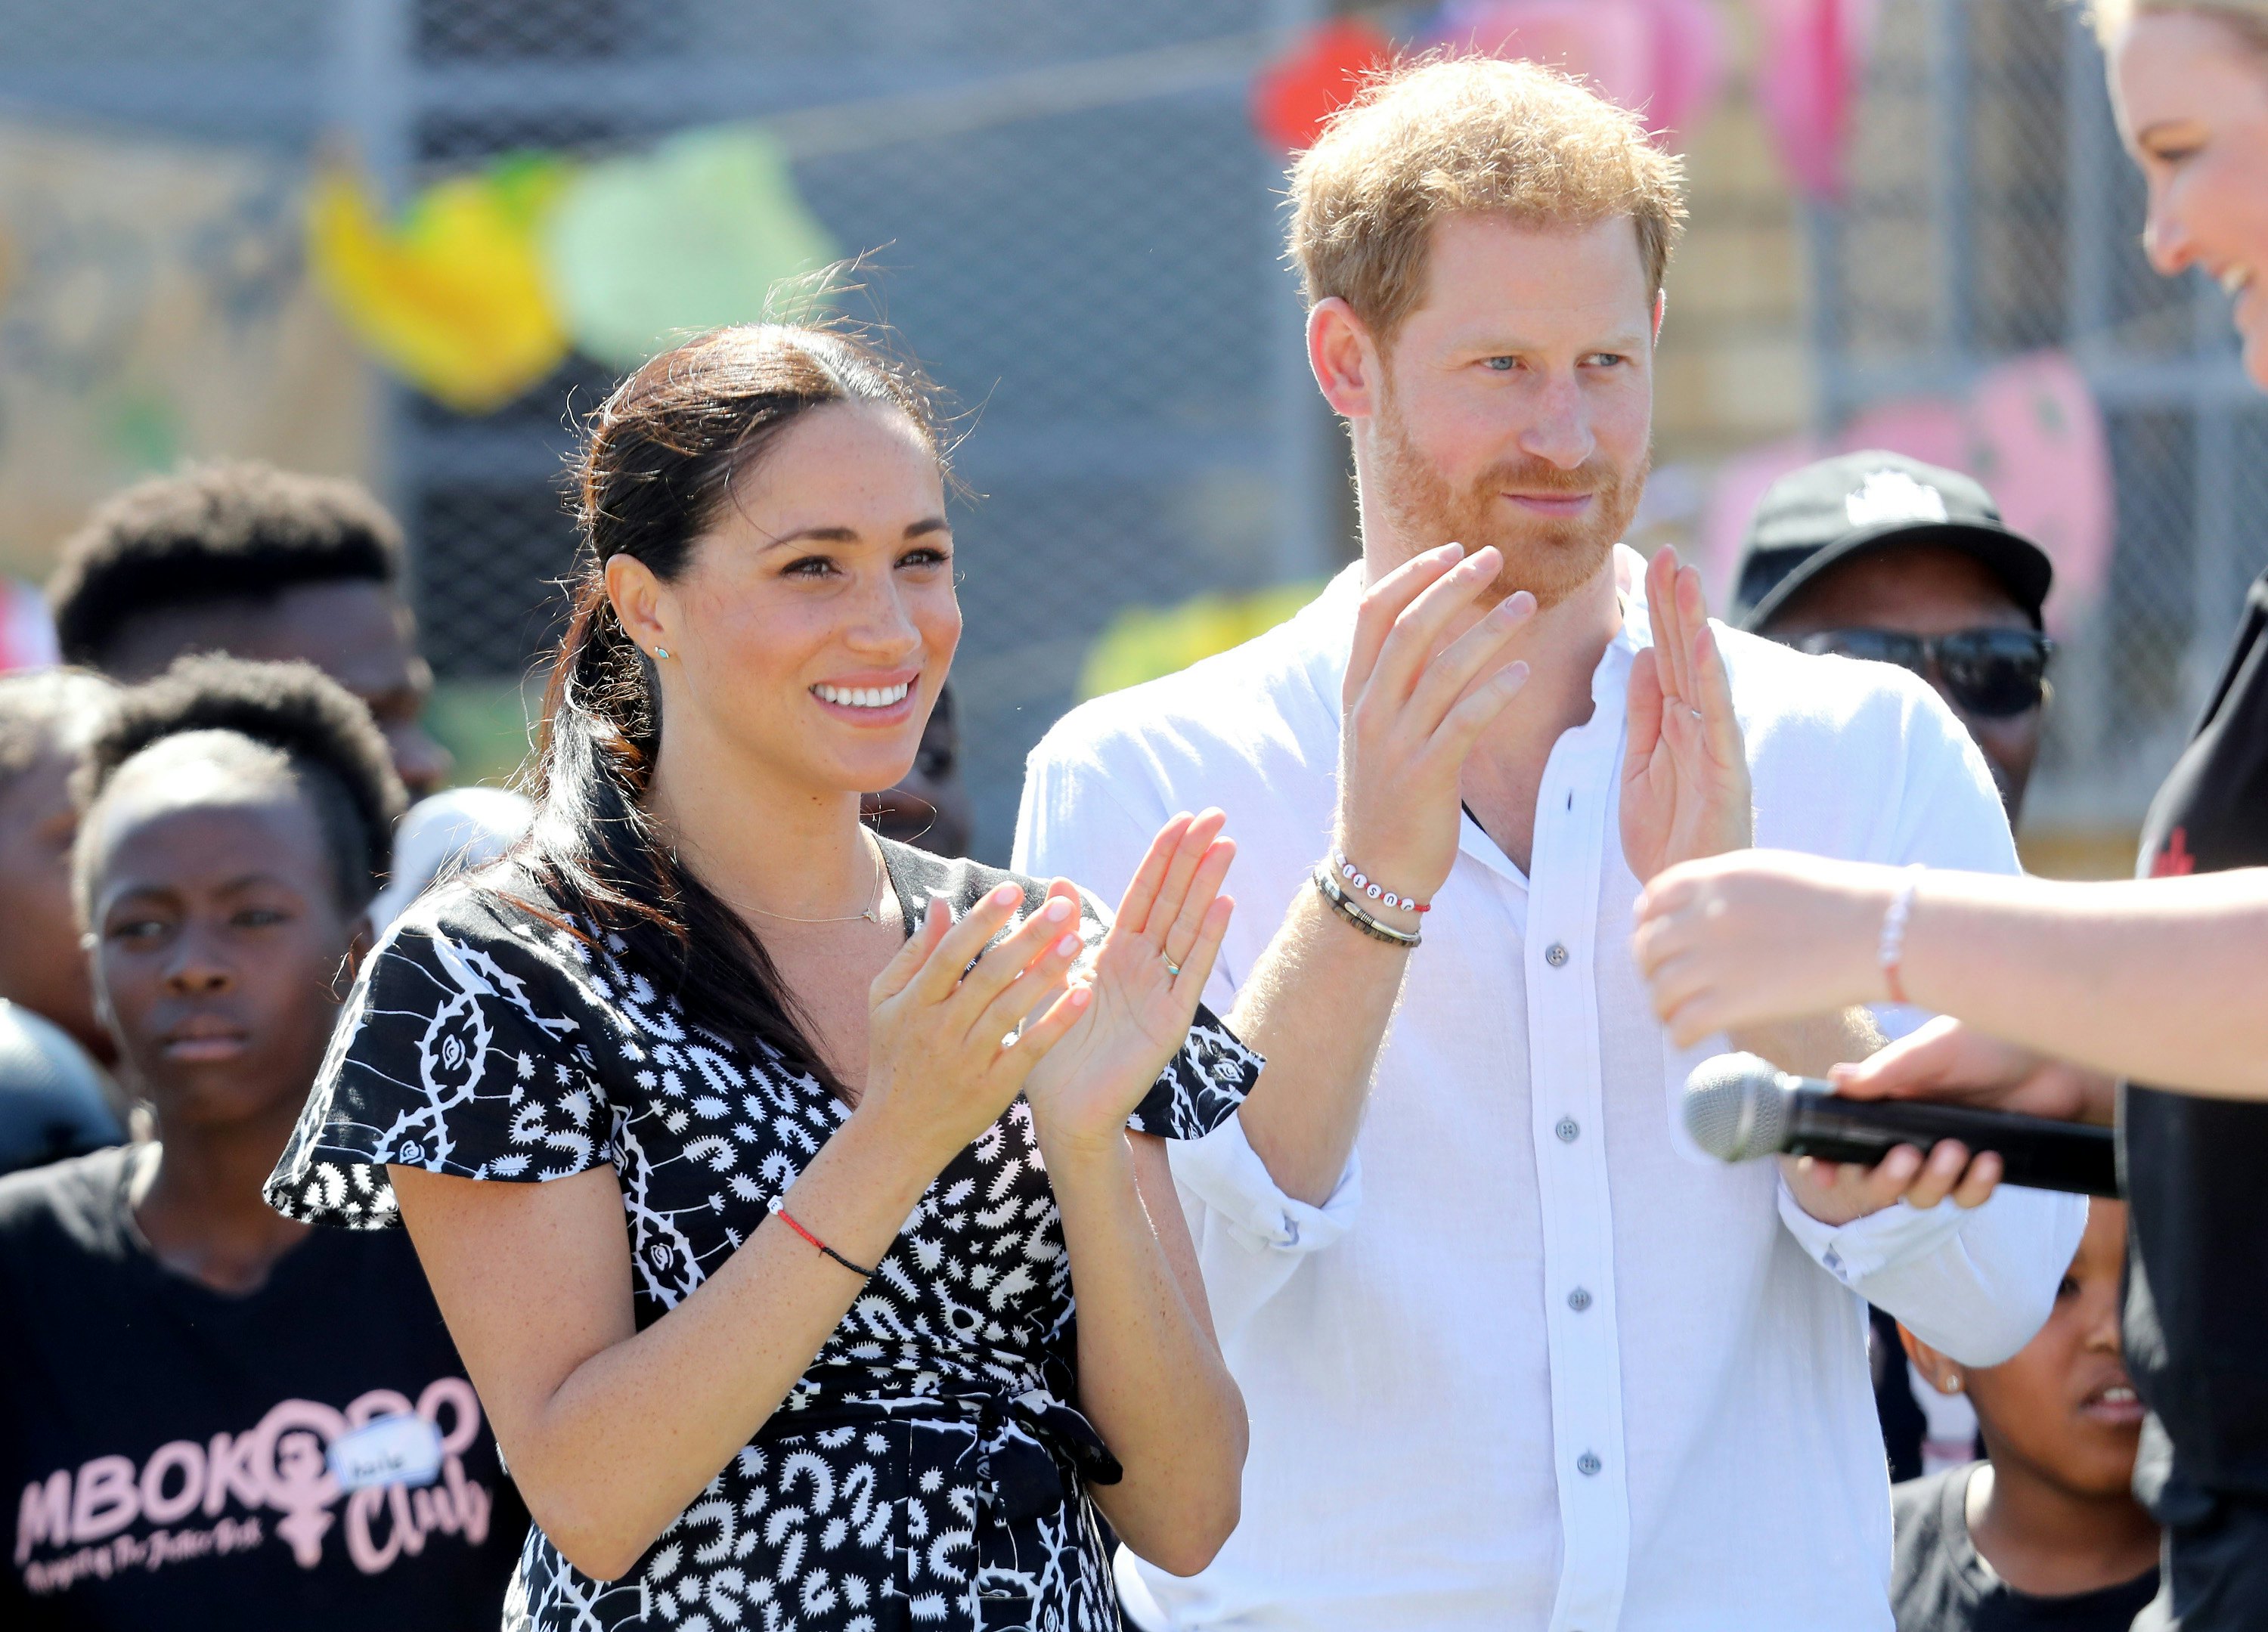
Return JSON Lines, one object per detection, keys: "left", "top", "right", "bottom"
{"left": 1163, "top": 956, "right": 1182, "bottom": 978}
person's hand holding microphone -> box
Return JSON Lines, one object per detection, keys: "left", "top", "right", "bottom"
{"left": 1632, "top": 850, "right": 2063, "bottom": 1215}
{"left": 1621, "top": 554, "right": 2013, "bottom": 1221}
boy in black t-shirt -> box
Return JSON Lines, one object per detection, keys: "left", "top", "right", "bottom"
{"left": 0, "top": 656, "right": 525, "bottom": 1630}
{"left": 1890, "top": 1201, "right": 2159, "bottom": 1632}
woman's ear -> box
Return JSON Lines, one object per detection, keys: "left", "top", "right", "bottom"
{"left": 605, "top": 553, "right": 675, "bottom": 659}
{"left": 335, "top": 914, "right": 375, "bottom": 996}
{"left": 80, "top": 930, "right": 121, "bottom": 1045}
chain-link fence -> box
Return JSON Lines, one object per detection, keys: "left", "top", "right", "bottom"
{"left": 0, "top": 0, "right": 1340, "bottom": 859}
{"left": 1820, "top": 0, "right": 2262, "bottom": 838}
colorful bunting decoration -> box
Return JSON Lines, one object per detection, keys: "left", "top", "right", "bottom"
{"left": 1427, "top": 0, "right": 1728, "bottom": 142}
{"left": 1250, "top": 18, "right": 1396, "bottom": 153}
{"left": 542, "top": 125, "right": 840, "bottom": 370}
{"left": 1749, "top": 0, "right": 1882, "bottom": 199}
{"left": 305, "top": 153, "right": 572, "bottom": 415}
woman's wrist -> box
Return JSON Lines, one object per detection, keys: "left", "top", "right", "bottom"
{"left": 1035, "top": 1119, "right": 1136, "bottom": 1186}
{"left": 832, "top": 1096, "right": 959, "bottom": 1210}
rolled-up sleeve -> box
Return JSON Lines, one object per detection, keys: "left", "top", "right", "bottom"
{"left": 1777, "top": 1180, "right": 2088, "bottom": 1365}
{"left": 1771, "top": 670, "right": 2089, "bottom": 1365}
{"left": 1169, "top": 1113, "right": 1361, "bottom": 1342}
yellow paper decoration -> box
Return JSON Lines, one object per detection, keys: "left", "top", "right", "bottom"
{"left": 1078, "top": 581, "right": 1326, "bottom": 701}
{"left": 307, "top": 155, "right": 572, "bottom": 414}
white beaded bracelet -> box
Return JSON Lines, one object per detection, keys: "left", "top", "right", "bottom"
{"left": 1330, "top": 851, "right": 1430, "bottom": 915}
{"left": 1878, "top": 864, "right": 1926, "bottom": 1004}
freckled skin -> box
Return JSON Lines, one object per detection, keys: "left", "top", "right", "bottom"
{"left": 1762, "top": 543, "right": 2045, "bottom": 817}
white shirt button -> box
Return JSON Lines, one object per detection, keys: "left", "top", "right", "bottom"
{"left": 1556, "top": 1117, "right": 1580, "bottom": 1144}
{"left": 1545, "top": 942, "right": 1569, "bottom": 968}
{"left": 1577, "top": 1451, "right": 1603, "bottom": 1476}
{"left": 1568, "top": 1287, "right": 1592, "bottom": 1312}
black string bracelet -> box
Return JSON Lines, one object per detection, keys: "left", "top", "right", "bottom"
{"left": 767, "top": 1195, "right": 876, "bottom": 1278}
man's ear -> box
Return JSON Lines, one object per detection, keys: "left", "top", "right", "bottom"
{"left": 1651, "top": 288, "right": 1668, "bottom": 345}
{"left": 1309, "top": 297, "right": 1383, "bottom": 420}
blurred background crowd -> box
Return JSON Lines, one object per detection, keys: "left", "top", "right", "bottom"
{"left": 0, "top": 0, "right": 2247, "bottom": 875}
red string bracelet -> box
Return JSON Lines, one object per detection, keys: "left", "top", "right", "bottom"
{"left": 767, "top": 1195, "right": 875, "bottom": 1279}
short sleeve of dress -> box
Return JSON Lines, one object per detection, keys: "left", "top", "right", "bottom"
{"left": 265, "top": 883, "right": 619, "bottom": 1229}
{"left": 1125, "top": 1002, "right": 1262, "bottom": 1142}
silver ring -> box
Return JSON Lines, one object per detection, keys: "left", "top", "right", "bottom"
{"left": 1163, "top": 956, "right": 1182, "bottom": 978}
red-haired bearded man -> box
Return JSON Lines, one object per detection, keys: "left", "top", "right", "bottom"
{"left": 1017, "top": 54, "right": 2084, "bottom": 1632}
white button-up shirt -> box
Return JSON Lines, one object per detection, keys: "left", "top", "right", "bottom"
{"left": 1014, "top": 555, "right": 2084, "bottom": 1632}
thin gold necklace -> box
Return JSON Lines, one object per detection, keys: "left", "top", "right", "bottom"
{"left": 729, "top": 832, "right": 887, "bottom": 925}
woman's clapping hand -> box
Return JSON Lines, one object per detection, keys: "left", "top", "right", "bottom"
{"left": 861, "top": 880, "right": 1089, "bottom": 1170}
{"left": 1021, "top": 810, "right": 1236, "bottom": 1157}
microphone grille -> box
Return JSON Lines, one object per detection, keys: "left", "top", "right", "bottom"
{"left": 1683, "top": 1052, "right": 1789, "bottom": 1163}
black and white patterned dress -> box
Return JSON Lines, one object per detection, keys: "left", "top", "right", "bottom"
{"left": 265, "top": 838, "right": 1259, "bottom": 1632}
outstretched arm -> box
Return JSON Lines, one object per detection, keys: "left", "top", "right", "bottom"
{"left": 1637, "top": 851, "right": 2268, "bottom": 1103}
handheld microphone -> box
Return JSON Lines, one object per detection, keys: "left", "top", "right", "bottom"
{"left": 1683, "top": 1053, "right": 2118, "bottom": 1197}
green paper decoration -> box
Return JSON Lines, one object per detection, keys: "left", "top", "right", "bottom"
{"left": 543, "top": 124, "right": 840, "bottom": 369}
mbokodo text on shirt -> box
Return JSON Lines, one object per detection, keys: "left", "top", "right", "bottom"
{"left": 13, "top": 1377, "right": 495, "bottom": 1593}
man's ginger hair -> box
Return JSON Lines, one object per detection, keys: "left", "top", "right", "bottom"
{"left": 1288, "top": 54, "right": 1687, "bottom": 345}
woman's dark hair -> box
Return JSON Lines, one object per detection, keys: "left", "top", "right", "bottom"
{"left": 76, "top": 654, "right": 407, "bottom": 913}
{"left": 524, "top": 322, "right": 946, "bottom": 1084}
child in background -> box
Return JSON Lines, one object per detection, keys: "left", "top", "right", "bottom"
{"left": 1892, "top": 1201, "right": 2160, "bottom": 1632}
{"left": 0, "top": 669, "right": 131, "bottom": 1166}
{"left": 0, "top": 656, "right": 524, "bottom": 1630}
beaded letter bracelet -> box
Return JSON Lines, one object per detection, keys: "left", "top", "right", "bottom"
{"left": 1329, "top": 851, "right": 1431, "bottom": 914}
{"left": 1313, "top": 866, "right": 1423, "bottom": 948}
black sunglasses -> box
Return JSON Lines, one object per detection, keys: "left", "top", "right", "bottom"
{"left": 1778, "top": 627, "right": 2054, "bottom": 717}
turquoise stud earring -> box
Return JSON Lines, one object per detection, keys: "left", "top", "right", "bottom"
{"left": 652, "top": 646, "right": 670, "bottom": 659}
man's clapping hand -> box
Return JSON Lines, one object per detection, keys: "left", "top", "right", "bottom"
{"left": 1621, "top": 546, "right": 1752, "bottom": 884}
{"left": 1334, "top": 542, "right": 1535, "bottom": 911}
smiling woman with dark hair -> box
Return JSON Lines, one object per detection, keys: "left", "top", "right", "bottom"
{"left": 266, "top": 321, "right": 1254, "bottom": 1631}
{"left": 0, "top": 655, "right": 525, "bottom": 1630}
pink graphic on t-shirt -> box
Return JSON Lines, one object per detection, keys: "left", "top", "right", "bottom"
{"left": 13, "top": 1378, "right": 495, "bottom": 1593}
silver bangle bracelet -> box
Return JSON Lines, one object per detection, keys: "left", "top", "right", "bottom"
{"left": 1312, "top": 867, "right": 1422, "bottom": 949}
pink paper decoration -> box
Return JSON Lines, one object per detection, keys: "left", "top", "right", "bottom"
{"left": 1699, "top": 351, "right": 2115, "bottom": 633}
{"left": 1428, "top": 0, "right": 1728, "bottom": 141}
{"left": 1749, "top": 0, "right": 1881, "bottom": 199}
{"left": 1836, "top": 395, "right": 1972, "bottom": 475}
{"left": 1969, "top": 351, "right": 2115, "bottom": 628}
{"left": 0, "top": 578, "right": 59, "bottom": 673}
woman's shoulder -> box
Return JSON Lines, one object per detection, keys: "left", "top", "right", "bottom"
{"left": 377, "top": 862, "right": 618, "bottom": 1004}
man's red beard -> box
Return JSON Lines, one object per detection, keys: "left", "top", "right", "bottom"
{"left": 1374, "top": 398, "right": 1649, "bottom": 612}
